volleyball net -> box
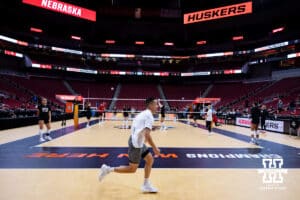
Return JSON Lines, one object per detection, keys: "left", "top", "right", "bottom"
{"left": 79, "top": 97, "right": 221, "bottom": 121}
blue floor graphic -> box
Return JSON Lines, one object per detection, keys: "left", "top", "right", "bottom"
{"left": 0, "top": 120, "right": 299, "bottom": 169}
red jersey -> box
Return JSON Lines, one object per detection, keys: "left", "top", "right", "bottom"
{"left": 98, "top": 104, "right": 105, "bottom": 113}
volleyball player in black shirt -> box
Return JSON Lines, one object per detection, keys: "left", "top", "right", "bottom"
{"left": 290, "top": 117, "right": 299, "bottom": 136}
{"left": 158, "top": 99, "right": 167, "bottom": 131}
{"left": 123, "top": 105, "right": 129, "bottom": 129}
{"left": 112, "top": 106, "right": 117, "bottom": 120}
{"left": 250, "top": 103, "right": 261, "bottom": 144}
{"left": 260, "top": 105, "right": 268, "bottom": 132}
{"left": 37, "top": 97, "right": 52, "bottom": 142}
{"left": 86, "top": 102, "right": 92, "bottom": 127}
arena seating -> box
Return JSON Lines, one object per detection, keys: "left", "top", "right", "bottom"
{"left": 1, "top": 73, "right": 299, "bottom": 118}
{"left": 244, "top": 77, "right": 300, "bottom": 112}
{"left": 205, "top": 81, "right": 267, "bottom": 108}
{"left": 115, "top": 83, "right": 161, "bottom": 110}
{"left": 162, "top": 84, "right": 209, "bottom": 109}
{"left": 0, "top": 77, "right": 34, "bottom": 109}
{"left": 258, "top": 77, "right": 300, "bottom": 98}
{"left": 67, "top": 80, "right": 116, "bottom": 108}
{"left": 7, "top": 75, "right": 70, "bottom": 106}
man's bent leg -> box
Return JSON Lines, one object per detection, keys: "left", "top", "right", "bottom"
{"left": 114, "top": 163, "right": 139, "bottom": 173}
{"left": 143, "top": 152, "right": 154, "bottom": 179}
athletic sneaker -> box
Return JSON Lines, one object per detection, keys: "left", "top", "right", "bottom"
{"left": 39, "top": 137, "right": 45, "bottom": 142}
{"left": 98, "top": 164, "right": 111, "bottom": 182}
{"left": 250, "top": 138, "right": 255, "bottom": 144}
{"left": 141, "top": 182, "right": 158, "bottom": 193}
{"left": 45, "top": 135, "right": 52, "bottom": 141}
{"left": 39, "top": 131, "right": 45, "bottom": 142}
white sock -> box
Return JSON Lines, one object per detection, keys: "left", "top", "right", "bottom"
{"left": 144, "top": 178, "right": 150, "bottom": 185}
{"left": 39, "top": 129, "right": 43, "bottom": 136}
{"left": 125, "top": 120, "right": 128, "bottom": 128}
{"left": 109, "top": 167, "right": 114, "bottom": 172}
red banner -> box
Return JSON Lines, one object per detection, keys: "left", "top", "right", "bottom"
{"left": 22, "top": 0, "right": 96, "bottom": 21}
{"left": 56, "top": 95, "right": 83, "bottom": 101}
{"left": 184, "top": 1, "right": 252, "bottom": 24}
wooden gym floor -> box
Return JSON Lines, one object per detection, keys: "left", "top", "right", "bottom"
{"left": 0, "top": 116, "right": 299, "bottom": 200}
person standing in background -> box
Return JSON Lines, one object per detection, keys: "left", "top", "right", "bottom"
{"left": 260, "top": 105, "right": 268, "bottom": 133}
{"left": 86, "top": 102, "right": 92, "bottom": 128}
{"left": 205, "top": 104, "right": 213, "bottom": 135}
{"left": 250, "top": 103, "right": 261, "bottom": 145}
{"left": 37, "top": 98, "right": 52, "bottom": 142}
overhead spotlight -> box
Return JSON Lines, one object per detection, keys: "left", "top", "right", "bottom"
{"left": 71, "top": 35, "right": 81, "bottom": 40}
{"left": 164, "top": 42, "right": 174, "bottom": 46}
{"left": 196, "top": 40, "right": 207, "bottom": 45}
{"left": 105, "top": 40, "right": 115, "bottom": 44}
{"left": 30, "top": 27, "right": 43, "bottom": 33}
{"left": 232, "top": 36, "right": 244, "bottom": 41}
{"left": 135, "top": 41, "right": 144, "bottom": 45}
{"left": 272, "top": 27, "right": 284, "bottom": 33}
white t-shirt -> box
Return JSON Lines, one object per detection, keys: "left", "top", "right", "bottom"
{"left": 131, "top": 109, "right": 154, "bottom": 148}
{"left": 206, "top": 109, "right": 213, "bottom": 121}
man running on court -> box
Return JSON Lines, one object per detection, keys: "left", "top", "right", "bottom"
{"left": 98, "top": 97, "right": 160, "bottom": 193}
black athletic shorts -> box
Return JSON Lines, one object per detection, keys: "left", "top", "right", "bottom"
{"left": 251, "top": 119, "right": 259, "bottom": 125}
{"left": 128, "top": 136, "right": 149, "bottom": 164}
{"left": 39, "top": 117, "right": 50, "bottom": 124}
{"left": 193, "top": 114, "right": 199, "bottom": 120}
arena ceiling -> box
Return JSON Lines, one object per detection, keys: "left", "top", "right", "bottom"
{"left": 0, "top": 0, "right": 299, "bottom": 49}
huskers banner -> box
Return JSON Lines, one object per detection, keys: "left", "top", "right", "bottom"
{"left": 184, "top": 1, "right": 252, "bottom": 24}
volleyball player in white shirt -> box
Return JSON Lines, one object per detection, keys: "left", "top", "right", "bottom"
{"left": 98, "top": 97, "right": 160, "bottom": 193}
{"left": 206, "top": 104, "right": 213, "bottom": 135}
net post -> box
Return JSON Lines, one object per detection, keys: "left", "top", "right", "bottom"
{"left": 74, "top": 103, "right": 79, "bottom": 129}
